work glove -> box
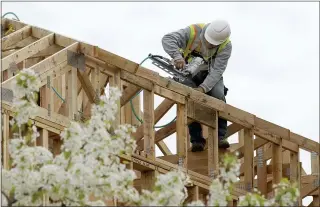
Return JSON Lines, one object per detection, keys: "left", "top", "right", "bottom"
{"left": 194, "top": 87, "right": 204, "bottom": 93}
{"left": 174, "top": 58, "right": 186, "bottom": 69}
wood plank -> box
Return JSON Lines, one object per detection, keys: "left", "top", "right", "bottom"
{"left": 39, "top": 61, "right": 70, "bottom": 87}
{"left": 244, "top": 128, "right": 254, "bottom": 192}
{"left": 1, "top": 25, "right": 32, "bottom": 50}
{"left": 157, "top": 141, "right": 172, "bottom": 155}
{"left": 187, "top": 99, "right": 217, "bottom": 128}
{"left": 1, "top": 101, "right": 70, "bottom": 131}
{"left": 272, "top": 140, "right": 283, "bottom": 194}
{"left": 77, "top": 68, "right": 96, "bottom": 104}
{"left": 154, "top": 85, "right": 185, "bottom": 104}
{"left": 2, "top": 114, "right": 10, "bottom": 169}
{"left": 208, "top": 113, "right": 219, "bottom": 178}
{"left": 143, "top": 89, "right": 155, "bottom": 159}
{"left": 2, "top": 42, "right": 79, "bottom": 89}
{"left": 290, "top": 132, "right": 319, "bottom": 153}
{"left": 257, "top": 142, "right": 268, "bottom": 196}
{"left": 3, "top": 18, "right": 26, "bottom": 32}
{"left": 2, "top": 33, "right": 54, "bottom": 72}
{"left": 225, "top": 123, "right": 243, "bottom": 138}
{"left": 176, "top": 102, "right": 188, "bottom": 168}
{"left": 109, "top": 70, "right": 121, "bottom": 126}
{"left": 120, "top": 84, "right": 141, "bottom": 106}
{"left": 133, "top": 98, "right": 174, "bottom": 141}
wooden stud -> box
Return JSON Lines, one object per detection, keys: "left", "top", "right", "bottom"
{"left": 208, "top": 111, "right": 219, "bottom": 178}
{"left": 272, "top": 140, "right": 283, "bottom": 196}
{"left": 311, "top": 151, "right": 320, "bottom": 207}
{"left": 2, "top": 114, "right": 10, "bottom": 170}
{"left": 1, "top": 25, "right": 32, "bottom": 50}
{"left": 140, "top": 170, "right": 158, "bottom": 191}
{"left": 143, "top": 88, "right": 155, "bottom": 159}
{"left": 109, "top": 70, "right": 121, "bottom": 127}
{"left": 244, "top": 128, "right": 254, "bottom": 192}
{"left": 2, "top": 33, "right": 54, "bottom": 72}
{"left": 257, "top": 141, "right": 267, "bottom": 196}
{"left": 176, "top": 102, "right": 188, "bottom": 168}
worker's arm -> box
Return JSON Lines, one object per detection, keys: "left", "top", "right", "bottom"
{"left": 199, "top": 42, "right": 232, "bottom": 93}
{"left": 161, "top": 27, "right": 190, "bottom": 61}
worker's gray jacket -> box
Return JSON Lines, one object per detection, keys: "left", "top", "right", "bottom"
{"left": 161, "top": 23, "right": 232, "bottom": 93}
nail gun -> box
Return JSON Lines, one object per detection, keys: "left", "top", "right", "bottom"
{"left": 147, "top": 53, "right": 229, "bottom": 96}
{"left": 148, "top": 53, "right": 197, "bottom": 88}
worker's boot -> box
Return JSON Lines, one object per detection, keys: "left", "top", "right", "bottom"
{"left": 189, "top": 122, "right": 206, "bottom": 152}
{"left": 191, "top": 139, "right": 206, "bottom": 152}
{"left": 218, "top": 136, "right": 230, "bottom": 149}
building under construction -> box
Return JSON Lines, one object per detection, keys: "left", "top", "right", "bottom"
{"left": 1, "top": 18, "right": 319, "bottom": 206}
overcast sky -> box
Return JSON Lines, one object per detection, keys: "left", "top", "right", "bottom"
{"left": 2, "top": 2, "right": 319, "bottom": 204}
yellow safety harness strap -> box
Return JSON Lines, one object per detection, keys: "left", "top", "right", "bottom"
{"left": 183, "top": 23, "right": 205, "bottom": 59}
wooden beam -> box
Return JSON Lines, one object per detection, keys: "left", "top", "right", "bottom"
{"left": 143, "top": 88, "right": 155, "bottom": 159}
{"left": 272, "top": 140, "right": 283, "bottom": 195}
{"left": 244, "top": 128, "right": 254, "bottom": 192}
{"left": 1, "top": 25, "right": 32, "bottom": 50}
{"left": 225, "top": 123, "right": 243, "bottom": 138}
{"left": 176, "top": 102, "right": 188, "bottom": 168}
{"left": 1, "top": 101, "right": 70, "bottom": 132}
{"left": 2, "top": 42, "right": 79, "bottom": 90}
{"left": 120, "top": 84, "right": 141, "bottom": 106}
{"left": 77, "top": 69, "right": 96, "bottom": 104}
{"left": 2, "top": 33, "right": 54, "bottom": 72}
{"left": 157, "top": 141, "right": 172, "bottom": 155}
{"left": 133, "top": 98, "right": 175, "bottom": 141}
{"left": 120, "top": 70, "right": 185, "bottom": 104}
{"left": 109, "top": 70, "right": 121, "bottom": 126}
{"left": 187, "top": 99, "right": 217, "bottom": 128}
{"left": 257, "top": 142, "right": 268, "bottom": 196}
{"left": 2, "top": 114, "right": 10, "bottom": 170}
{"left": 208, "top": 112, "right": 219, "bottom": 178}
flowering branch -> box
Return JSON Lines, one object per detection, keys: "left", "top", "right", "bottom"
{"left": 1, "top": 68, "right": 300, "bottom": 206}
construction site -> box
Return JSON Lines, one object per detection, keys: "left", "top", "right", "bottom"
{"left": 1, "top": 12, "right": 319, "bottom": 206}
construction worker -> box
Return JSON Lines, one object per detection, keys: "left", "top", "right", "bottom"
{"left": 161, "top": 19, "right": 231, "bottom": 151}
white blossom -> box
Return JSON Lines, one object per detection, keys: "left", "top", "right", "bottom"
{"left": 2, "top": 68, "right": 299, "bottom": 207}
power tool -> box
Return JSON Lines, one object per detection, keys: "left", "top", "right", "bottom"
{"left": 147, "top": 53, "right": 197, "bottom": 88}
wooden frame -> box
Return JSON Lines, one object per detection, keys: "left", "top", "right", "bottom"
{"left": 1, "top": 18, "right": 319, "bottom": 206}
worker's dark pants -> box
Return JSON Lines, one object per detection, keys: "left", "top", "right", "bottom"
{"left": 177, "top": 71, "right": 228, "bottom": 144}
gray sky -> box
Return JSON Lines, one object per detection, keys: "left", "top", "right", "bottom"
{"left": 2, "top": 2, "right": 319, "bottom": 204}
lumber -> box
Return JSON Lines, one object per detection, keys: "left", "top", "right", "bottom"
{"left": 1, "top": 25, "right": 32, "bottom": 49}
{"left": 2, "top": 33, "right": 54, "bottom": 72}
{"left": 2, "top": 18, "right": 320, "bottom": 204}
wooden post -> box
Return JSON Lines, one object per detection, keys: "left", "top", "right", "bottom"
{"left": 140, "top": 170, "right": 158, "bottom": 191}
{"left": 272, "top": 140, "right": 282, "bottom": 188}
{"left": 70, "top": 67, "right": 77, "bottom": 120}
{"left": 311, "top": 151, "right": 319, "bottom": 207}
{"left": 2, "top": 114, "right": 10, "bottom": 170}
{"left": 109, "top": 70, "right": 121, "bottom": 127}
{"left": 36, "top": 129, "right": 50, "bottom": 205}
{"left": 238, "top": 129, "right": 245, "bottom": 181}
{"left": 208, "top": 111, "right": 218, "bottom": 178}
{"left": 143, "top": 88, "right": 155, "bottom": 159}
{"left": 176, "top": 102, "right": 187, "bottom": 168}
{"left": 257, "top": 139, "right": 267, "bottom": 196}
{"left": 185, "top": 186, "right": 199, "bottom": 204}
{"left": 244, "top": 128, "right": 254, "bottom": 192}
{"left": 297, "top": 162, "right": 302, "bottom": 206}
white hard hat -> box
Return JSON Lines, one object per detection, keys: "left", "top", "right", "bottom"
{"left": 204, "top": 19, "right": 231, "bottom": 45}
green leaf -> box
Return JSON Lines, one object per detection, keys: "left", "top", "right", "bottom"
{"left": 31, "top": 191, "right": 43, "bottom": 203}
{"left": 64, "top": 151, "right": 71, "bottom": 159}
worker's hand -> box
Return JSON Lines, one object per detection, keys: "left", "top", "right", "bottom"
{"left": 174, "top": 58, "right": 186, "bottom": 70}
{"left": 194, "top": 87, "right": 204, "bottom": 93}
